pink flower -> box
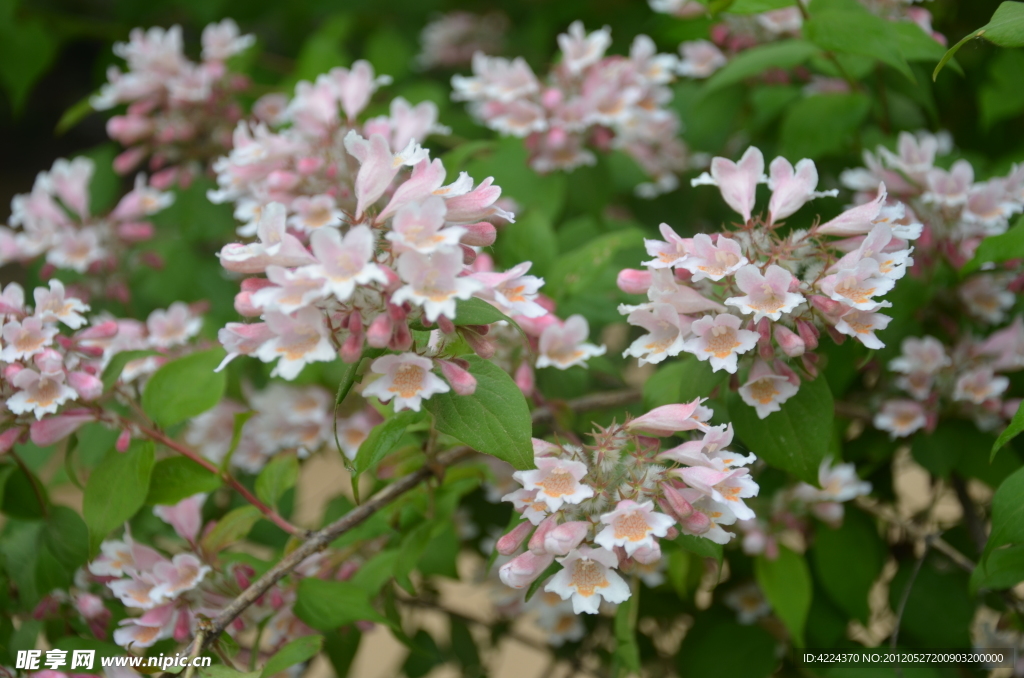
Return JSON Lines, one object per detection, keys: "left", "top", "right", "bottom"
{"left": 535, "top": 315, "right": 606, "bottom": 369}
{"left": 818, "top": 258, "right": 895, "bottom": 311}
{"left": 502, "top": 487, "right": 551, "bottom": 525}
{"left": 513, "top": 457, "right": 594, "bottom": 512}
{"left": 287, "top": 194, "right": 343, "bottom": 232}
{"left": 333, "top": 60, "right": 392, "bottom": 120}
{"left": 691, "top": 147, "right": 767, "bottom": 223}
{"left": 659, "top": 423, "right": 756, "bottom": 470}
{"left": 682, "top": 313, "right": 759, "bottom": 373}
{"left": 498, "top": 550, "right": 554, "bottom": 589}
{"left": 201, "top": 18, "right": 255, "bottom": 61}
{"left": 953, "top": 367, "right": 1009, "bottom": 405}
{"left": 472, "top": 261, "right": 547, "bottom": 318}
{"left": 817, "top": 183, "right": 887, "bottom": 236}
{"left": 1, "top": 316, "right": 59, "bottom": 362}
{"left": 643, "top": 223, "right": 691, "bottom": 269}
{"left": 7, "top": 355, "right": 77, "bottom": 420}
{"left": 544, "top": 546, "right": 630, "bottom": 614}
{"left": 303, "top": 225, "right": 388, "bottom": 302}
{"left": 677, "top": 233, "right": 748, "bottom": 282}
{"left": 557, "top": 21, "right": 611, "bottom": 74}
{"left": 922, "top": 159, "right": 973, "bottom": 207}
{"left": 594, "top": 500, "right": 675, "bottom": 556}
{"left": 43, "top": 157, "right": 94, "bottom": 218}
{"left": 725, "top": 264, "right": 805, "bottom": 322}
{"left": 873, "top": 399, "right": 927, "bottom": 439}
{"left": 626, "top": 399, "right": 710, "bottom": 436}
{"left": 219, "top": 203, "right": 316, "bottom": 274}
{"left": 622, "top": 302, "right": 689, "bottom": 366}
{"left": 889, "top": 336, "right": 950, "bottom": 375}
{"left": 393, "top": 247, "right": 483, "bottom": 322}
{"left": 543, "top": 521, "right": 591, "bottom": 556}
{"left": 737, "top": 360, "right": 800, "bottom": 419}
{"left": 386, "top": 197, "right": 465, "bottom": 253}
{"left": 29, "top": 410, "right": 95, "bottom": 446}
{"left": 767, "top": 156, "right": 837, "bottom": 224}
{"left": 153, "top": 494, "right": 206, "bottom": 542}
{"left": 343, "top": 131, "right": 429, "bottom": 218}
{"left": 149, "top": 553, "right": 211, "bottom": 602}
{"left": 361, "top": 353, "right": 451, "bottom": 412}
{"left": 443, "top": 176, "right": 514, "bottom": 223}
{"left": 677, "top": 40, "right": 726, "bottom": 78}
{"left": 835, "top": 307, "right": 891, "bottom": 349}
{"left": 33, "top": 279, "right": 89, "bottom": 329}
{"left": 255, "top": 308, "right": 336, "bottom": 380}
{"left": 147, "top": 302, "right": 202, "bottom": 348}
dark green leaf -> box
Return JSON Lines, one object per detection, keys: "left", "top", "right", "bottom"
{"left": 728, "top": 375, "right": 833, "bottom": 484}
{"left": 101, "top": 350, "right": 161, "bottom": 392}
{"left": 525, "top": 561, "right": 561, "bottom": 602}
{"left": 142, "top": 349, "right": 227, "bottom": 428}
{"left": 963, "top": 217, "right": 1024, "bottom": 276}
{"left": 1, "top": 465, "right": 48, "bottom": 519}
{"left": 811, "top": 508, "right": 884, "bottom": 623}
{"left": 402, "top": 629, "right": 444, "bottom": 678}
{"left": 972, "top": 543, "right": 1024, "bottom": 591}
{"left": 146, "top": 457, "right": 221, "bottom": 505}
{"left": 323, "top": 627, "right": 362, "bottom": 678}
{"left": 805, "top": 7, "right": 913, "bottom": 79}
{"left": 755, "top": 546, "right": 812, "bottom": 646}
{"left": 676, "top": 609, "right": 778, "bottom": 678}
{"left": 394, "top": 521, "right": 434, "bottom": 594}
{"left": 260, "top": 635, "right": 323, "bottom": 677}
{"left": 293, "top": 578, "right": 385, "bottom": 631}
{"left": 888, "top": 558, "right": 972, "bottom": 647}
{"left": 42, "top": 506, "right": 89, "bottom": 574}
{"left": 424, "top": 356, "right": 533, "bottom": 470}
{"left": 911, "top": 420, "right": 979, "bottom": 477}
{"left": 449, "top": 618, "right": 482, "bottom": 676}
{"left": 83, "top": 441, "right": 155, "bottom": 554}
{"left": 255, "top": 454, "right": 299, "bottom": 508}
{"left": 643, "top": 358, "right": 727, "bottom": 409}
{"left": 704, "top": 40, "right": 819, "bottom": 92}
{"left": 984, "top": 466, "right": 1024, "bottom": 560}
{"left": 780, "top": 93, "right": 872, "bottom": 159}
{"left": 935, "top": 1, "right": 1024, "bottom": 80}
{"left": 354, "top": 410, "right": 425, "bottom": 476}
{"left": 0, "top": 13, "right": 57, "bottom": 112}
{"left": 201, "top": 506, "right": 261, "bottom": 555}
{"left": 546, "top": 229, "right": 645, "bottom": 300}
{"left": 675, "top": 533, "right": 724, "bottom": 565}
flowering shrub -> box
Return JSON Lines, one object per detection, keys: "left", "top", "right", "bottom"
{"left": 3, "top": 1, "right": 1024, "bottom": 677}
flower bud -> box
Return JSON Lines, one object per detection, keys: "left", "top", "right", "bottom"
{"left": 543, "top": 521, "right": 590, "bottom": 556}
{"left": 266, "top": 170, "right": 300, "bottom": 191}
{"left": 496, "top": 521, "right": 533, "bottom": 556}
{"left": 661, "top": 484, "right": 694, "bottom": 520}
{"left": 459, "top": 244, "right": 477, "bottom": 265}
{"left": 529, "top": 515, "right": 560, "bottom": 555}
{"left": 801, "top": 352, "right": 819, "bottom": 377}
{"left": 234, "top": 291, "right": 261, "bottom": 317}
{"left": 30, "top": 411, "right": 94, "bottom": 447}
{"left": 617, "top": 269, "right": 653, "bottom": 295}
{"left": 774, "top": 324, "right": 805, "bottom": 357}
{"left": 296, "top": 157, "right": 324, "bottom": 174}
{"left": 498, "top": 551, "right": 554, "bottom": 589}
{"left": 117, "top": 222, "right": 155, "bottom": 242}
{"left": 681, "top": 510, "right": 711, "bottom": 535}
{"left": 150, "top": 168, "right": 179, "bottom": 190}
{"left": 460, "top": 221, "right": 497, "bottom": 247}
{"left": 631, "top": 541, "right": 662, "bottom": 565}
{"left": 388, "top": 320, "right": 413, "bottom": 352}
{"left": 76, "top": 320, "right": 119, "bottom": 341}
{"left": 515, "top": 361, "right": 535, "bottom": 396}
{"left": 756, "top": 317, "right": 774, "bottom": 360}
{"left": 437, "top": 359, "right": 477, "bottom": 396}
{"left": 809, "top": 295, "right": 843, "bottom": 316}
{"left": 367, "top": 313, "right": 393, "bottom": 348}
{"left": 437, "top": 315, "right": 456, "bottom": 335}
{"left": 113, "top": 147, "right": 146, "bottom": 175}
{"left": 462, "top": 327, "right": 496, "bottom": 359}
{"left": 0, "top": 426, "right": 26, "bottom": 454}
{"left": 68, "top": 371, "right": 103, "bottom": 401}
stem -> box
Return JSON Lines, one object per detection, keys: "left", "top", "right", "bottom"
{"left": 951, "top": 473, "right": 987, "bottom": 555}
{"left": 184, "top": 388, "right": 641, "bottom": 656}
{"left": 855, "top": 498, "right": 975, "bottom": 572}
{"left": 137, "top": 425, "right": 303, "bottom": 536}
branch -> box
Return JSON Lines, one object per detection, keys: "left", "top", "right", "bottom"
{"left": 855, "top": 498, "right": 976, "bottom": 572}
{"left": 186, "top": 388, "right": 642, "bottom": 656}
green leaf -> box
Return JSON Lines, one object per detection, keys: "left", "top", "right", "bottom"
{"left": 614, "top": 586, "right": 641, "bottom": 673}
{"left": 255, "top": 454, "right": 299, "bottom": 508}
{"left": 984, "top": 466, "right": 1024, "bottom": 561}
{"left": 142, "top": 349, "right": 227, "bottom": 428}
{"left": 354, "top": 410, "right": 424, "bottom": 477}
{"left": 811, "top": 508, "right": 884, "bottom": 623}
{"left": 972, "top": 543, "right": 1024, "bottom": 591}
{"left": 805, "top": 6, "right": 913, "bottom": 79}
{"left": 201, "top": 668, "right": 259, "bottom": 678}
{"left": 1, "top": 465, "right": 48, "bottom": 519}
{"left": 42, "top": 506, "right": 89, "bottom": 574}
{"left": 779, "top": 93, "right": 872, "bottom": 159}
{"left": 394, "top": 521, "right": 434, "bottom": 594}
{"left": 0, "top": 12, "right": 57, "bottom": 112}
{"left": 495, "top": 210, "right": 559, "bottom": 278}
{"left": 449, "top": 618, "right": 482, "bottom": 676}
{"left": 424, "top": 355, "right": 533, "bottom": 470}
{"left": 323, "top": 627, "right": 362, "bottom": 678}
{"left": 935, "top": 1, "right": 1024, "bottom": 80}
{"left": 912, "top": 420, "right": 981, "bottom": 477}
{"left": 546, "top": 229, "right": 645, "bottom": 300}
{"left": 260, "top": 635, "right": 323, "bottom": 677}
{"left": 293, "top": 578, "right": 385, "bottom": 631}
{"left": 888, "top": 558, "right": 972, "bottom": 648}
{"left": 704, "top": 40, "right": 819, "bottom": 92}
{"left": 728, "top": 375, "right": 833, "bottom": 484}
{"left": 221, "top": 411, "right": 255, "bottom": 473}
{"left": 101, "top": 350, "right": 161, "bottom": 392}
{"left": 289, "top": 15, "right": 351, "bottom": 85}
{"left": 962, "top": 216, "right": 1024, "bottom": 276}
{"left": 755, "top": 546, "right": 812, "bottom": 646}
{"left": 453, "top": 297, "right": 515, "bottom": 327}
{"left": 724, "top": 0, "right": 796, "bottom": 13}
{"left": 643, "top": 358, "right": 727, "bottom": 409}
{"left": 55, "top": 92, "right": 97, "bottom": 135}
{"left": 993, "top": 400, "right": 1024, "bottom": 461}
{"left": 675, "top": 533, "right": 724, "bottom": 565}
{"left": 83, "top": 441, "right": 155, "bottom": 554}
{"left": 146, "top": 457, "right": 221, "bottom": 505}
{"left": 201, "top": 506, "right": 261, "bottom": 555}
{"left": 676, "top": 609, "right": 778, "bottom": 678}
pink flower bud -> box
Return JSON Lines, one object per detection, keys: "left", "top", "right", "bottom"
{"left": 462, "top": 328, "right": 496, "bottom": 359}
{"left": 150, "top": 168, "right": 179, "bottom": 190}
{"left": 631, "top": 541, "right": 662, "bottom": 565}
{"left": 106, "top": 115, "right": 154, "bottom": 144}
{"left": 529, "top": 515, "right": 560, "bottom": 555}
{"left": 809, "top": 295, "right": 843, "bottom": 316}
{"left": 367, "top": 313, "right": 393, "bottom": 348}
{"left": 825, "top": 324, "right": 846, "bottom": 345}
{"left": 113, "top": 147, "right": 146, "bottom": 175}
{"left": 541, "top": 87, "right": 563, "bottom": 109}
{"left": 756, "top": 317, "right": 774, "bottom": 360}
{"left": 30, "top": 411, "right": 94, "bottom": 447}
{"left": 437, "top": 359, "right": 477, "bottom": 396}
{"left": 296, "top": 157, "right": 324, "bottom": 174}
{"left": 266, "top": 170, "right": 300, "bottom": 191}
{"left": 774, "top": 324, "right": 805, "bottom": 357}
{"left": 388, "top": 320, "right": 413, "bottom": 352}
{"left": 498, "top": 551, "right": 554, "bottom": 589}
{"left": 117, "top": 222, "right": 155, "bottom": 242}
{"left": 0, "top": 426, "right": 26, "bottom": 454}
{"left": 75, "top": 593, "right": 107, "bottom": 619}
{"left": 617, "top": 269, "right": 653, "bottom": 295}
{"left": 76, "top": 320, "right": 119, "bottom": 341}
{"left": 4, "top": 363, "right": 23, "bottom": 380}
{"left": 459, "top": 244, "right": 477, "bottom": 265}
{"left": 543, "top": 521, "right": 590, "bottom": 556}
{"left": 460, "top": 222, "right": 497, "bottom": 247}
{"left": 68, "top": 371, "right": 103, "bottom": 401}
{"left": 437, "top": 315, "right": 456, "bottom": 335}
{"left": 681, "top": 510, "right": 711, "bottom": 535}
{"left": 116, "top": 429, "right": 132, "bottom": 453}
{"left": 661, "top": 484, "right": 694, "bottom": 520}
{"left": 234, "top": 291, "right": 261, "bottom": 317}
{"left": 801, "top": 352, "right": 819, "bottom": 378}
{"left": 515, "top": 361, "right": 535, "bottom": 396}
{"left": 496, "top": 521, "right": 534, "bottom": 556}
{"left": 234, "top": 564, "right": 255, "bottom": 590}
{"left": 173, "top": 608, "right": 191, "bottom": 642}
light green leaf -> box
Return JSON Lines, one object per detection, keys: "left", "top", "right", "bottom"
{"left": 962, "top": 216, "right": 1024, "bottom": 276}
{"left": 675, "top": 533, "right": 724, "bottom": 565}
{"left": 255, "top": 454, "right": 299, "bottom": 508}
{"left": 424, "top": 356, "right": 533, "bottom": 470}
{"left": 261, "top": 635, "right": 323, "bottom": 677}
{"left": 546, "top": 229, "right": 645, "bottom": 300}
{"left": 935, "top": 1, "right": 1024, "bottom": 80}
{"left": 142, "top": 349, "right": 227, "bottom": 428}
{"left": 55, "top": 92, "right": 97, "bottom": 135}
{"left": 354, "top": 410, "right": 424, "bottom": 476}
{"left": 780, "top": 93, "right": 871, "bottom": 159}
{"left": 613, "top": 588, "right": 641, "bottom": 673}
{"left": 728, "top": 375, "right": 833, "bottom": 484}
{"left": 101, "top": 350, "right": 161, "bottom": 392}
{"left": 146, "top": 456, "right": 221, "bottom": 505}
{"left": 984, "top": 466, "right": 1024, "bottom": 561}
{"left": 453, "top": 297, "right": 515, "bottom": 327}
{"left": 293, "top": 578, "right": 386, "bottom": 631}
{"left": 805, "top": 7, "right": 913, "bottom": 79}
{"left": 201, "top": 505, "right": 261, "bottom": 555}
{"left": 755, "top": 546, "right": 812, "bottom": 646}
{"left": 643, "top": 358, "right": 727, "bottom": 410}
{"left": 704, "top": 40, "right": 819, "bottom": 92}
{"left": 993, "top": 399, "right": 1024, "bottom": 461}
{"left": 83, "top": 441, "right": 155, "bottom": 554}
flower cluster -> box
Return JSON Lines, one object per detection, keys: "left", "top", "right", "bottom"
{"left": 618, "top": 146, "right": 920, "bottom": 418}
{"left": 417, "top": 11, "right": 509, "bottom": 69}
{"left": 452, "top": 21, "right": 696, "bottom": 197}
{"left": 92, "top": 20, "right": 255, "bottom": 186}
{"left": 738, "top": 458, "right": 872, "bottom": 559}
{"left": 841, "top": 130, "right": 1024, "bottom": 264}
{"left": 1, "top": 157, "right": 173, "bottom": 290}
{"left": 874, "top": 327, "right": 1024, "bottom": 438}
{"left": 495, "top": 400, "right": 760, "bottom": 614}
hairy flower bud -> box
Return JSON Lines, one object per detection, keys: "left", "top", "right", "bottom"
{"left": 460, "top": 221, "right": 497, "bottom": 247}
{"left": 774, "top": 324, "right": 806, "bottom": 357}
{"left": 681, "top": 510, "right": 711, "bottom": 535}
{"left": 498, "top": 551, "right": 554, "bottom": 589}
{"left": 661, "top": 484, "right": 694, "bottom": 521}
{"left": 617, "top": 269, "right": 653, "bottom": 295}
{"left": 529, "top": 514, "right": 560, "bottom": 555}
{"left": 496, "top": 521, "right": 533, "bottom": 556}
{"left": 367, "top": 313, "right": 393, "bottom": 348}
{"left": 437, "top": 359, "right": 477, "bottom": 395}
{"left": 543, "top": 520, "right": 590, "bottom": 556}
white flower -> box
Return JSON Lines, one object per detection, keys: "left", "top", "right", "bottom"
{"left": 681, "top": 313, "right": 759, "bottom": 374}
{"left": 513, "top": 457, "right": 594, "bottom": 512}
{"left": 544, "top": 546, "right": 631, "bottom": 614}
{"left": 677, "top": 233, "right": 748, "bottom": 282}
{"left": 594, "top": 500, "right": 675, "bottom": 556}
{"left": 953, "top": 367, "right": 1009, "bottom": 405}
{"left": 32, "top": 279, "right": 89, "bottom": 329}
{"left": 7, "top": 357, "right": 77, "bottom": 420}
{"left": 622, "top": 302, "right": 688, "bottom": 366}
{"left": 392, "top": 247, "right": 483, "bottom": 322}
{"left": 255, "top": 308, "right": 336, "bottom": 380}
{"left": 725, "top": 264, "right": 805, "bottom": 322}
{"left": 834, "top": 307, "right": 891, "bottom": 350}
{"left": 536, "top": 315, "right": 606, "bottom": 370}
{"left": 737, "top": 360, "right": 800, "bottom": 419}
{"left": 146, "top": 302, "right": 202, "bottom": 348}
{"left": 361, "top": 353, "right": 450, "bottom": 412}
{"left": 1, "top": 316, "right": 59, "bottom": 362}
{"left": 873, "top": 399, "right": 927, "bottom": 439}
{"left": 674, "top": 466, "right": 758, "bottom": 521}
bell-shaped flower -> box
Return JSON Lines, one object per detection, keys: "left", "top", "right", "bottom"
{"left": 33, "top": 279, "right": 89, "bottom": 329}
{"left": 677, "top": 233, "right": 748, "bottom": 282}
{"left": 673, "top": 465, "right": 758, "bottom": 521}
{"left": 153, "top": 494, "right": 206, "bottom": 542}
{"left": 691, "top": 147, "right": 767, "bottom": 223}
{"left": 287, "top": 194, "right": 344, "bottom": 232}
{"left": 442, "top": 176, "right": 514, "bottom": 223}
{"left": 767, "top": 156, "right": 837, "bottom": 224}
{"left": 361, "top": 353, "right": 451, "bottom": 412}
{"left": 147, "top": 302, "right": 202, "bottom": 348}
{"left": 953, "top": 367, "right": 1009, "bottom": 405}
{"left": 677, "top": 40, "right": 726, "bottom": 78}
{"left": 513, "top": 457, "right": 594, "bottom": 512}
{"left": 386, "top": 197, "right": 465, "bottom": 254}
{"left": 344, "top": 131, "right": 429, "bottom": 218}
{"left": 255, "top": 308, "right": 336, "bottom": 380}
{"left": 377, "top": 159, "right": 449, "bottom": 222}
{"left": 835, "top": 306, "right": 891, "bottom": 349}
{"left": 251, "top": 266, "right": 328, "bottom": 314}
{"left": 502, "top": 487, "right": 551, "bottom": 525}
{"left": 818, "top": 258, "right": 895, "bottom": 311}
{"left": 816, "top": 183, "right": 887, "bottom": 236}
{"left": 922, "top": 159, "right": 973, "bottom": 207}
{"left": 643, "top": 223, "right": 691, "bottom": 269}
{"left": 626, "top": 399, "right": 711, "bottom": 436}
{"left": 535, "top": 315, "right": 606, "bottom": 369}
{"left": 628, "top": 269, "right": 724, "bottom": 316}
{"left": 622, "top": 302, "right": 689, "bottom": 366}
{"left": 333, "top": 60, "right": 392, "bottom": 120}
{"left": 544, "top": 521, "right": 591, "bottom": 556}
{"left": 472, "top": 261, "right": 547, "bottom": 318}
{"left": 959, "top": 274, "right": 1016, "bottom": 325}
{"left": 393, "top": 247, "right": 483, "bottom": 322}
{"left": 149, "top": 553, "right": 211, "bottom": 603}
{"left": 499, "top": 550, "right": 554, "bottom": 589}
{"left": 659, "top": 423, "right": 756, "bottom": 470}
{"left": 725, "top": 264, "right": 804, "bottom": 322}
{"left": 889, "top": 336, "right": 950, "bottom": 375}
{"left": 811, "top": 458, "right": 872, "bottom": 503}
{"left": 594, "top": 500, "right": 675, "bottom": 556}
{"left": 682, "top": 313, "right": 759, "bottom": 373}
{"left": 1, "top": 316, "right": 59, "bottom": 362}
{"left": 219, "top": 203, "right": 316, "bottom": 274}
{"left": 557, "top": 21, "right": 611, "bottom": 74}
{"left": 964, "top": 180, "right": 1024, "bottom": 230}
{"left": 544, "top": 545, "right": 630, "bottom": 614}
{"left": 7, "top": 354, "right": 77, "bottom": 420}
{"left": 217, "top": 322, "right": 274, "bottom": 372}
{"left": 873, "top": 399, "right": 927, "bottom": 439}
{"left": 303, "top": 224, "right": 388, "bottom": 302}
{"left": 737, "top": 359, "right": 800, "bottom": 419}
{"left": 112, "top": 603, "right": 178, "bottom": 648}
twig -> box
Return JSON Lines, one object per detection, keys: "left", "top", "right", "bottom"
{"left": 855, "top": 498, "right": 976, "bottom": 572}
{"left": 137, "top": 425, "right": 303, "bottom": 536}
{"left": 890, "top": 537, "right": 930, "bottom": 678}
{"left": 185, "top": 388, "right": 642, "bottom": 656}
